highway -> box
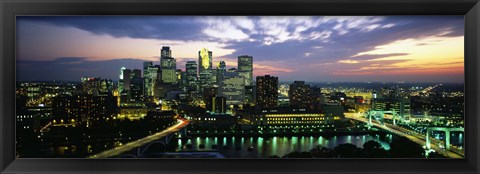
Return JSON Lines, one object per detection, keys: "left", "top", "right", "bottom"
{"left": 344, "top": 113, "right": 464, "bottom": 158}
{"left": 89, "top": 118, "right": 189, "bottom": 158}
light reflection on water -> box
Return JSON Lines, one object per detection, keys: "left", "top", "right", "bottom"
{"left": 174, "top": 134, "right": 393, "bottom": 158}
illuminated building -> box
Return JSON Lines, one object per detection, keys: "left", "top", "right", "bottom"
{"left": 240, "top": 107, "right": 339, "bottom": 131}
{"left": 143, "top": 61, "right": 153, "bottom": 75}
{"left": 244, "top": 85, "right": 255, "bottom": 106}
{"left": 52, "top": 93, "right": 118, "bottom": 127}
{"left": 372, "top": 98, "right": 411, "bottom": 117}
{"left": 129, "top": 74, "right": 144, "bottom": 103}
{"left": 288, "top": 81, "right": 313, "bottom": 109}
{"left": 118, "top": 67, "right": 126, "bottom": 95}
{"left": 160, "top": 46, "right": 172, "bottom": 61}
{"left": 237, "top": 55, "right": 253, "bottom": 86}
{"left": 186, "top": 61, "right": 198, "bottom": 93}
{"left": 143, "top": 63, "right": 159, "bottom": 99}
{"left": 256, "top": 75, "right": 278, "bottom": 108}
{"left": 218, "top": 71, "right": 245, "bottom": 105}
{"left": 189, "top": 113, "right": 235, "bottom": 129}
{"left": 81, "top": 77, "right": 114, "bottom": 96}
{"left": 206, "top": 96, "right": 226, "bottom": 114}
{"left": 197, "top": 48, "right": 213, "bottom": 92}
{"left": 118, "top": 106, "right": 148, "bottom": 120}
{"left": 218, "top": 61, "right": 226, "bottom": 72}
{"left": 198, "top": 48, "right": 212, "bottom": 74}
{"left": 119, "top": 68, "right": 132, "bottom": 104}
{"left": 161, "top": 57, "right": 177, "bottom": 84}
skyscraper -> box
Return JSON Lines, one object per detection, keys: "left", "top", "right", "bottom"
{"left": 238, "top": 55, "right": 253, "bottom": 86}
{"left": 218, "top": 61, "right": 226, "bottom": 72}
{"left": 186, "top": 61, "right": 198, "bottom": 92}
{"left": 256, "top": 75, "right": 278, "bottom": 108}
{"left": 160, "top": 46, "right": 172, "bottom": 61}
{"left": 218, "top": 70, "right": 245, "bottom": 105}
{"left": 143, "top": 62, "right": 159, "bottom": 98}
{"left": 198, "top": 48, "right": 212, "bottom": 74}
{"left": 143, "top": 61, "right": 153, "bottom": 77}
{"left": 129, "top": 70, "right": 144, "bottom": 103}
{"left": 160, "top": 47, "right": 177, "bottom": 84}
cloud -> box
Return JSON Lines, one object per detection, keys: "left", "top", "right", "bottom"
{"left": 201, "top": 17, "right": 251, "bottom": 41}
{"left": 16, "top": 16, "right": 465, "bottom": 82}
{"left": 338, "top": 60, "right": 360, "bottom": 64}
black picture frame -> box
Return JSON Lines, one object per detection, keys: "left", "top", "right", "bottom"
{"left": 1, "top": 0, "right": 479, "bottom": 173}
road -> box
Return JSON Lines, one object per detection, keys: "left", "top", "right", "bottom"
{"left": 344, "top": 113, "right": 463, "bottom": 158}
{"left": 89, "top": 118, "right": 190, "bottom": 158}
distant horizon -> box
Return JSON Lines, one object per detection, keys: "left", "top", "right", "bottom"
{"left": 15, "top": 79, "right": 465, "bottom": 85}
{"left": 17, "top": 16, "right": 464, "bottom": 83}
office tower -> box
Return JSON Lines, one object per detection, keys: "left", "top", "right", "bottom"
{"left": 237, "top": 55, "right": 253, "bottom": 86}
{"left": 160, "top": 46, "right": 172, "bottom": 61}
{"left": 143, "top": 61, "right": 153, "bottom": 77}
{"left": 198, "top": 48, "right": 213, "bottom": 91}
{"left": 118, "top": 67, "right": 126, "bottom": 94}
{"left": 186, "top": 61, "right": 198, "bottom": 92}
{"left": 132, "top": 69, "right": 142, "bottom": 79}
{"left": 218, "top": 61, "right": 226, "bottom": 72}
{"left": 121, "top": 68, "right": 132, "bottom": 92}
{"left": 198, "top": 48, "right": 212, "bottom": 74}
{"left": 218, "top": 71, "right": 245, "bottom": 105}
{"left": 129, "top": 73, "right": 144, "bottom": 103}
{"left": 144, "top": 64, "right": 159, "bottom": 97}
{"left": 289, "top": 81, "right": 313, "bottom": 109}
{"left": 176, "top": 69, "right": 187, "bottom": 91}
{"left": 160, "top": 51, "right": 177, "bottom": 84}
{"left": 256, "top": 75, "right": 278, "bottom": 108}
{"left": 244, "top": 85, "right": 255, "bottom": 106}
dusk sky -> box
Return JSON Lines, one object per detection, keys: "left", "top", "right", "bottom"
{"left": 16, "top": 16, "right": 464, "bottom": 83}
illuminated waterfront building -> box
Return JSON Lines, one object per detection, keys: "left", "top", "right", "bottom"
{"left": 240, "top": 107, "right": 339, "bottom": 131}
{"left": 256, "top": 75, "right": 278, "bottom": 108}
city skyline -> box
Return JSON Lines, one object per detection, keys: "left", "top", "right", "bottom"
{"left": 17, "top": 16, "right": 464, "bottom": 82}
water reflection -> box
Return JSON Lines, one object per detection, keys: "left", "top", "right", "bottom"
{"left": 174, "top": 134, "right": 394, "bottom": 158}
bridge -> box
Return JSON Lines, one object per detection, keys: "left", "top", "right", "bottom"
{"left": 426, "top": 127, "right": 464, "bottom": 151}
{"left": 89, "top": 118, "right": 190, "bottom": 158}
{"left": 366, "top": 110, "right": 402, "bottom": 126}
{"left": 345, "top": 112, "right": 464, "bottom": 158}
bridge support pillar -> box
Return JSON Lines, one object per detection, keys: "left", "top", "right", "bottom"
{"left": 445, "top": 130, "right": 451, "bottom": 150}
{"left": 426, "top": 129, "right": 431, "bottom": 149}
